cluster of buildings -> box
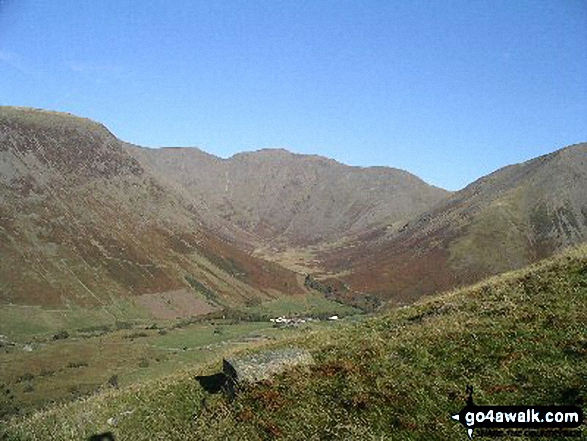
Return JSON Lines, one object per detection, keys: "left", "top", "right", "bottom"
{"left": 269, "top": 315, "right": 339, "bottom": 328}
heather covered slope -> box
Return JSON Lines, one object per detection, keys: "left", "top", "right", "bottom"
{"left": 0, "top": 107, "right": 302, "bottom": 314}
{"left": 127, "top": 145, "right": 449, "bottom": 247}
{"left": 324, "top": 143, "right": 587, "bottom": 304}
{"left": 3, "top": 105, "right": 586, "bottom": 316}
{"left": 4, "top": 245, "right": 585, "bottom": 440}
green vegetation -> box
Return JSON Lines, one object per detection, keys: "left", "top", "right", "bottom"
{"left": 0, "top": 300, "right": 149, "bottom": 343}
{"left": 193, "top": 244, "right": 245, "bottom": 278}
{"left": 185, "top": 291, "right": 362, "bottom": 325}
{"left": 2, "top": 246, "right": 585, "bottom": 440}
{"left": 185, "top": 275, "right": 219, "bottom": 304}
{"left": 245, "top": 292, "right": 360, "bottom": 319}
{"left": 449, "top": 189, "right": 532, "bottom": 275}
{"left": 206, "top": 291, "right": 361, "bottom": 323}
{"left": 51, "top": 330, "right": 69, "bottom": 341}
{"left": 304, "top": 274, "right": 333, "bottom": 295}
{"left": 0, "top": 106, "right": 104, "bottom": 132}
{"left": 0, "top": 291, "right": 350, "bottom": 422}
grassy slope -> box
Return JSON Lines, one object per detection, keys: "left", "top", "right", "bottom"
{"left": 2, "top": 246, "right": 586, "bottom": 440}
{"left": 0, "top": 301, "right": 150, "bottom": 342}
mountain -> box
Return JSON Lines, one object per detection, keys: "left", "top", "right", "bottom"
{"left": 3, "top": 106, "right": 586, "bottom": 313}
{"left": 126, "top": 145, "right": 449, "bottom": 247}
{"left": 0, "top": 107, "right": 302, "bottom": 315}
{"left": 322, "top": 142, "right": 587, "bottom": 304}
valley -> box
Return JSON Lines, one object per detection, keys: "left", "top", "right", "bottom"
{"left": 0, "top": 107, "right": 585, "bottom": 439}
{"left": 0, "top": 291, "right": 359, "bottom": 420}
{"left": 3, "top": 241, "right": 585, "bottom": 440}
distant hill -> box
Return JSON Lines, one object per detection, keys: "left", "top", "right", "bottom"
{"left": 0, "top": 107, "right": 302, "bottom": 313}
{"left": 323, "top": 142, "right": 587, "bottom": 304}
{"left": 126, "top": 145, "right": 449, "bottom": 247}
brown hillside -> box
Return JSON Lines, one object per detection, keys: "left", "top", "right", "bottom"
{"left": 126, "top": 146, "right": 449, "bottom": 247}
{"left": 324, "top": 143, "right": 587, "bottom": 304}
{"left": 0, "top": 107, "right": 302, "bottom": 312}
{"left": 3, "top": 106, "right": 585, "bottom": 311}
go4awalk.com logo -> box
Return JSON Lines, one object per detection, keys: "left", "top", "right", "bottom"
{"left": 451, "top": 386, "right": 583, "bottom": 439}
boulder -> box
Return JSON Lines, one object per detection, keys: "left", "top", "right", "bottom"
{"left": 223, "top": 347, "right": 313, "bottom": 384}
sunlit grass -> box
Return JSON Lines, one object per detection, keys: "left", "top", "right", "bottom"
{"left": 2, "top": 245, "right": 586, "bottom": 440}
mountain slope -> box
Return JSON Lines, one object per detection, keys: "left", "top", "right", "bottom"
{"left": 3, "top": 106, "right": 586, "bottom": 313}
{"left": 5, "top": 244, "right": 586, "bottom": 440}
{"left": 0, "top": 107, "right": 302, "bottom": 313}
{"left": 324, "top": 142, "right": 587, "bottom": 303}
{"left": 126, "top": 145, "right": 449, "bottom": 247}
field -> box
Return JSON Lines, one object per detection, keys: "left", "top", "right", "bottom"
{"left": 2, "top": 245, "right": 585, "bottom": 439}
{"left": 0, "top": 292, "right": 357, "bottom": 421}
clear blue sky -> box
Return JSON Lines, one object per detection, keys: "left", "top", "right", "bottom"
{"left": 1, "top": 0, "right": 585, "bottom": 190}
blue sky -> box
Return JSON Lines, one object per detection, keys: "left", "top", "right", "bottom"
{"left": 0, "top": 0, "right": 585, "bottom": 190}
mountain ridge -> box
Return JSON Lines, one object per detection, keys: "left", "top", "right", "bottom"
{"left": 321, "top": 141, "right": 587, "bottom": 304}
{"left": 127, "top": 143, "right": 450, "bottom": 247}
{"left": 1, "top": 105, "right": 586, "bottom": 312}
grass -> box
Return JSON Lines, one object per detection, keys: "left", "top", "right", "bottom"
{"left": 186, "top": 247, "right": 586, "bottom": 440}
{"left": 245, "top": 292, "right": 361, "bottom": 319}
{"left": 448, "top": 188, "right": 532, "bottom": 276}
{"left": 0, "top": 300, "right": 149, "bottom": 343}
{"left": 0, "top": 106, "right": 104, "bottom": 132}
{"left": 0, "top": 297, "right": 347, "bottom": 423}
{"left": 2, "top": 245, "right": 586, "bottom": 439}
